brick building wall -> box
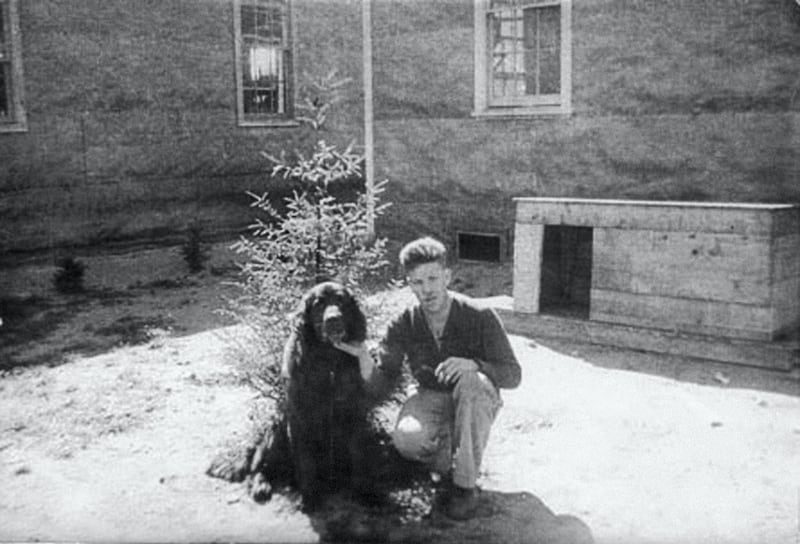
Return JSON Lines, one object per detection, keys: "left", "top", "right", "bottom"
{"left": 0, "top": 0, "right": 364, "bottom": 253}
{"left": 1, "top": 0, "right": 799, "bottom": 262}
{"left": 371, "top": 0, "right": 800, "bottom": 254}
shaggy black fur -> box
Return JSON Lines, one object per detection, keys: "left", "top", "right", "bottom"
{"left": 208, "top": 282, "right": 420, "bottom": 511}
{"left": 284, "top": 281, "right": 374, "bottom": 509}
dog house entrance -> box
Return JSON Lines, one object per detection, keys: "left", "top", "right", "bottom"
{"left": 539, "top": 225, "right": 593, "bottom": 319}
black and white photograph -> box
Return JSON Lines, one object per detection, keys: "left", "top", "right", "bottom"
{"left": 1, "top": 1, "right": 799, "bottom": 542}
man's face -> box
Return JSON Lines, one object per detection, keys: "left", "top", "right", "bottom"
{"left": 406, "top": 261, "right": 451, "bottom": 315}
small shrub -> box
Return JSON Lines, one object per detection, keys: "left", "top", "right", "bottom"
{"left": 181, "top": 221, "right": 210, "bottom": 274}
{"left": 53, "top": 257, "right": 86, "bottom": 294}
{"left": 224, "top": 141, "right": 393, "bottom": 401}
{"left": 223, "top": 71, "right": 395, "bottom": 404}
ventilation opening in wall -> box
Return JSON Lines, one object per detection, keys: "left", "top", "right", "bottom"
{"left": 457, "top": 232, "right": 502, "bottom": 262}
{"left": 539, "top": 225, "right": 593, "bottom": 319}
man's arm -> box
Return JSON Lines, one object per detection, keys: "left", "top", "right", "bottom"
{"left": 280, "top": 329, "right": 300, "bottom": 379}
{"left": 433, "top": 306, "right": 521, "bottom": 389}
{"left": 333, "top": 313, "right": 407, "bottom": 398}
{"left": 475, "top": 308, "right": 521, "bottom": 389}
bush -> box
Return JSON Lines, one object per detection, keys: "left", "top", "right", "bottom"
{"left": 224, "top": 141, "right": 394, "bottom": 402}
{"left": 222, "top": 70, "right": 401, "bottom": 404}
{"left": 181, "top": 221, "right": 210, "bottom": 274}
{"left": 53, "top": 257, "right": 86, "bottom": 294}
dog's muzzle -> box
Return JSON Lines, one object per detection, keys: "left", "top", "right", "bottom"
{"left": 322, "top": 305, "right": 346, "bottom": 344}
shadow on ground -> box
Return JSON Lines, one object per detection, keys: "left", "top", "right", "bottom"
{"left": 302, "top": 488, "right": 593, "bottom": 544}
{"left": 207, "top": 409, "right": 593, "bottom": 544}
{"left": 0, "top": 270, "right": 238, "bottom": 371}
{"left": 0, "top": 291, "right": 174, "bottom": 370}
{"left": 539, "top": 338, "right": 800, "bottom": 398}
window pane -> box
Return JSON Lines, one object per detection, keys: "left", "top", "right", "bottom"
{"left": 0, "top": 64, "right": 8, "bottom": 117}
{"left": 242, "top": 42, "right": 283, "bottom": 114}
{"left": 241, "top": 0, "right": 283, "bottom": 41}
{"left": 244, "top": 43, "right": 281, "bottom": 85}
{"left": 538, "top": 5, "right": 560, "bottom": 94}
{"left": 523, "top": 9, "right": 537, "bottom": 94}
{"left": 522, "top": 5, "right": 560, "bottom": 96}
{"left": 0, "top": 3, "right": 5, "bottom": 47}
{"left": 489, "top": 10, "right": 526, "bottom": 99}
{"left": 488, "top": 1, "right": 561, "bottom": 103}
{"left": 241, "top": 4, "right": 257, "bottom": 36}
{"left": 489, "top": 0, "right": 552, "bottom": 10}
{"left": 243, "top": 88, "right": 279, "bottom": 115}
{"left": 238, "top": 0, "right": 290, "bottom": 120}
{"left": 255, "top": 4, "right": 282, "bottom": 41}
{"left": 0, "top": 0, "right": 25, "bottom": 128}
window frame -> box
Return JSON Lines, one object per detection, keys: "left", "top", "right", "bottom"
{"left": 473, "top": 0, "right": 572, "bottom": 118}
{"left": 456, "top": 230, "right": 505, "bottom": 263}
{"left": 233, "top": 0, "right": 298, "bottom": 128}
{"left": 0, "top": 0, "right": 27, "bottom": 133}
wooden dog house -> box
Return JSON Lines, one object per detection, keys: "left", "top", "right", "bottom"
{"left": 503, "top": 198, "right": 800, "bottom": 369}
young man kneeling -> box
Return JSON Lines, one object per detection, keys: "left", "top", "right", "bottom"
{"left": 335, "top": 236, "right": 521, "bottom": 520}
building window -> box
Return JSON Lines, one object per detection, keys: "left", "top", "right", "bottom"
{"left": 474, "top": 0, "right": 571, "bottom": 117}
{"left": 457, "top": 231, "right": 503, "bottom": 263}
{"left": 233, "top": 0, "right": 296, "bottom": 126}
{"left": 0, "top": 0, "right": 26, "bottom": 132}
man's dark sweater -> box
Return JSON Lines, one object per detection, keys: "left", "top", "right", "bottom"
{"left": 368, "top": 292, "right": 521, "bottom": 394}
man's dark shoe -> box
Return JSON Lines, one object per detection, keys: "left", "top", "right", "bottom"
{"left": 445, "top": 485, "right": 479, "bottom": 521}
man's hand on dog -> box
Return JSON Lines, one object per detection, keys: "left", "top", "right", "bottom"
{"left": 333, "top": 340, "right": 376, "bottom": 382}
{"left": 435, "top": 357, "right": 479, "bottom": 385}
{"left": 332, "top": 340, "right": 365, "bottom": 357}
{"left": 333, "top": 343, "right": 479, "bottom": 386}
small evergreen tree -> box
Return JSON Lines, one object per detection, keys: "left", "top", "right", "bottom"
{"left": 181, "top": 220, "right": 210, "bottom": 274}
{"left": 224, "top": 71, "right": 393, "bottom": 402}
{"left": 53, "top": 257, "right": 86, "bottom": 294}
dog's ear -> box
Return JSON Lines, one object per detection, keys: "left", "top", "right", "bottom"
{"left": 293, "top": 286, "right": 320, "bottom": 342}
{"left": 281, "top": 329, "right": 302, "bottom": 377}
{"left": 342, "top": 289, "right": 367, "bottom": 343}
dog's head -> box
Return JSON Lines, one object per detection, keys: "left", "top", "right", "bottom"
{"left": 298, "top": 281, "right": 367, "bottom": 346}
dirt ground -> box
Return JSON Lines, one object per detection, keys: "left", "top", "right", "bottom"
{"left": 1, "top": 243, "right": 799, "bottom": 544}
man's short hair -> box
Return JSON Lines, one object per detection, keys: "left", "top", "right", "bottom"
{"left": 399, "top": 237, "right": 448, "bottom": 273}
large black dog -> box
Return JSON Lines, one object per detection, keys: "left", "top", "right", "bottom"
{"left": 281, "top": 281, "right": 377, "bottom": 508}
{"left": 209, "top": 282, "right": 407, "bottom": 510}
